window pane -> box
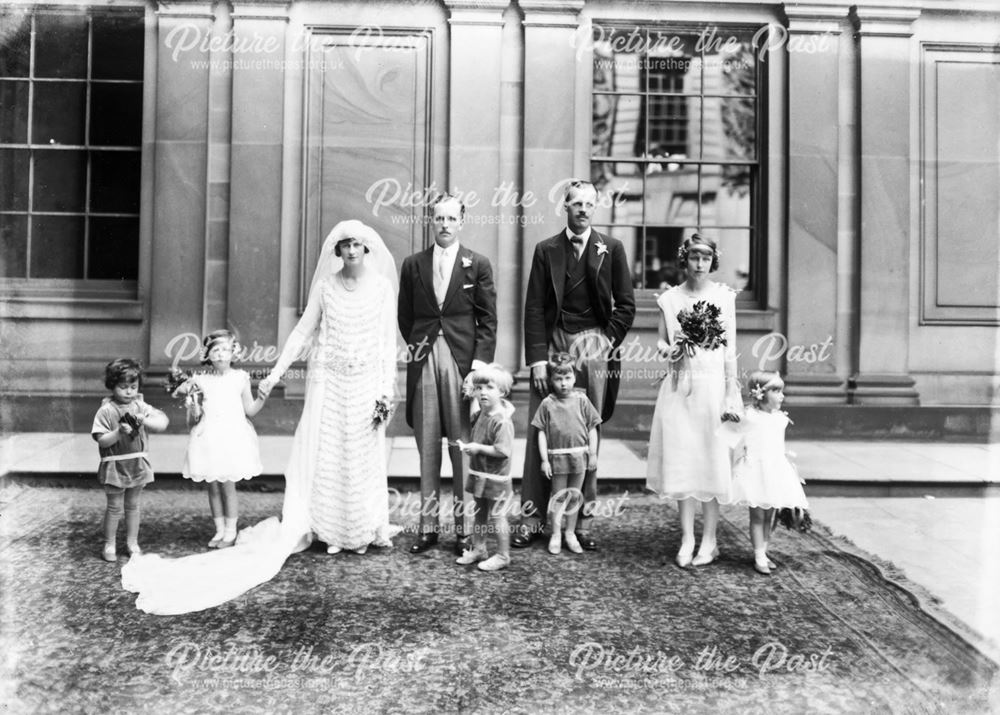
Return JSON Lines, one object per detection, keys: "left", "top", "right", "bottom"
{"left": 88, "top": 216, "right": 138, "bottom": 279}
{"left": 0, "top": 80, "right": 29, "bottom": 142}
{"left": 644, "top": 163, "right": 699, "bottom": 225}
{"left": 34, "top": 149, "right": 87, "bottom": 212}
{"left": 0, "top": 10, "right": 31, "bottom": 78}
{"left": 697, "top": 227, "right": 751, "bottom": 291}
{"left": 91, "top": 151, "right": 141, "bottom": 213}
{"left": 644, "top": 226, "right": 693, "bottom": 288}
{"left": 591, "top": 162, "right": 644, "bottom": 226}
{"left": 709, "top": 39, "right": 756, "bottom": 96}
{"left": 90, "top": 83, "right": 143, "bottom": 146}
{"left": 92, "top": 14, "right": 144, "bottom": 81}
{"left": 0, "top": 213, "right": 28, "bottom": 277}
{"left": 699, "top": 164, "right": 751, "bottom": 227}
{"left": 592, "top": 94, "right": 642, "bottom": 158}
{"left": 35, "top": 13, "right": 88, "bottom": 79}
{"left": 30, "top": 215, "right": 84, "bottom": 278}
{"left": 32, "top": 81, "right": 86, "bottom": 145}
{"left": 0, "top": 148, "right": 29, "bottom": 210}
{"left": 703, "top": 96, "right": 756, "bottom": 162}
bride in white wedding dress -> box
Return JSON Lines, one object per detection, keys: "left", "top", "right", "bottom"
{"left": 121, "top": 220, "right": 400, "bottom": 614}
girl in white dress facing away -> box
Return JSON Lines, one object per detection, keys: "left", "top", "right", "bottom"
{"left": 172, "top": 330, "right": 266, "bottom": 548}
{"left": 646, "top": 234, "right": 743, "bottom": 568}
{"left": 727, "top": 371, "right": 809, "bottom": 575}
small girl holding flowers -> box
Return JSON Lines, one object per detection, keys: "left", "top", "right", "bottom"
{"left": 726, "top": 371, "right": 809, "bottom": 575}
{"left": 646, "top": 234, "right": 742, "bottom": 568}
{"left": 168, "top": 330, "right": 267, "bottom": 548}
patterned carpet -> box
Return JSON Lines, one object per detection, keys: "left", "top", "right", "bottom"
{"left": 0, "top": 485, "right": 996, "bottom": 714}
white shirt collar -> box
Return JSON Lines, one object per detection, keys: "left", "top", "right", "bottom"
{"left": 564, "top": 227, "right": 592, "bottom": 245}
{"left": 434, "top": 241, "right": 460, "bottom": 257}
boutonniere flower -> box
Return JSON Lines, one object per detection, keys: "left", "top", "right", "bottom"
{"left": 461, "top": 255, "right": 473, "bottom": 269}
{"left": 595, "top": 242, "right": 608, "bottom": 257}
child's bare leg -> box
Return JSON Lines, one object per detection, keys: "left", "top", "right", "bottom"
{"left": 563, "top": 473, "right": 585, "bottom": 534}
{"left": 221, "top": 481, "right": 239, "bottom": 543}
{"left": 123, "top": 486, "right": 144, "bottom": 554}
{"left": 207, "top": 482, "right": 225, "bottom": 545}
{"left": 102, "top": 487, "right": 124, "bottom": 560}
{"left": 474, "top": 496, "right": 489, "bottom": 552}
{"left": 493, "top": 495, "right": 510, "bottom": 559}
{"left": 477, "top": 494, "right": 512, "bottom": 571}
{"left": 563, "top": 473, "right": 585, "bottom": 553}
{"left": 763, "top": 508, "right": 775, "bottom": 568}
{"left": 749, "top": 507, "right": 770, "bottom": 574}
{"left": 548, "top": 475, "right": 568, "bottom": 554}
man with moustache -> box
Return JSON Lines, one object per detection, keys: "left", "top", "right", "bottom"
{"left": 398, "top": 195, "right": 498, "bottom": 555}
{"left": 512, "top": 180, "right": 636, "bottom": 551}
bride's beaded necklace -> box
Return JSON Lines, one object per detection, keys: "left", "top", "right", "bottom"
{"left": 338, "top": 273, "right": 359, "bottom": 292}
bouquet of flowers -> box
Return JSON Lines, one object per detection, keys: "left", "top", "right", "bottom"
{"left": 771, "top": 507, "right": 813, "bottom": 533}
{"left": 673, "top": 300, "right": 727, "bottom": 359}
{"left": 164, "top": 368, "right": 203, "bottom": 426}
{"left": 118, "top": 411, "right": 143, "bottom": 434}
{"left": 372, "top": 395, "right": 394, "bottom": 428}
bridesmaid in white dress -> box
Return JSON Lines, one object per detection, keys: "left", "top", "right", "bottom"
{"left": 646, "top": 234, "right": 743, "bottom": 568}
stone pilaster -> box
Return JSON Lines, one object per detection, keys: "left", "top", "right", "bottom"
{"left": 149, "top": 2, "right": 214, "bottom": 367}
{"left": 850, "top": 5, "right": 920, "bottom": 404}
{"left": 518, "top": 1, "right": 585, "bottom": 333}
{"left": 782, "top": 5, "right": 850, "bottom": 402}
{"left": 226, "top": 1, "right": 289, "bottom": 350}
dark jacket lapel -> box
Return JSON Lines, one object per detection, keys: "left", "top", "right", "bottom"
{"left": 416, "top": 246, "right": 438, "bottom": 310}
{"left": 546, "top": 237, "right": 567, "bottom": 313}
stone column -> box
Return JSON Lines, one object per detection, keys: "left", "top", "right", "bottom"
{"left": 150, "top": 2, "right": 214, "bottom": 366}
{"left": 850, "top": 5, "right": 920, "bottom": 404}
{"left": 782, "top": 5, "right": 849, "bottom": 403}
{"left": 226, "top": 1, "right": 288, "bottom": 350}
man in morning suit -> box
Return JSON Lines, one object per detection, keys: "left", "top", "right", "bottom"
{"left": 398, "top": 195, "right": 498, "bottom": 555}
{"left": 512, "top": 180, "right": 636, "bottom": 551}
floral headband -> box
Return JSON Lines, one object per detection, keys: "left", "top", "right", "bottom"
{"left": 749, "top": 376, "right": 783, "bottom": 404}
{"left": 678, "top": 243, "right": 722, "bottom": 261}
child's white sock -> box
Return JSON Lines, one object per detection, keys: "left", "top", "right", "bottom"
{"left": 211, "top": 517, "right": 225, "bottom": 542}
{"left": 223, "top": 517, "right": 238, "bottom": 542}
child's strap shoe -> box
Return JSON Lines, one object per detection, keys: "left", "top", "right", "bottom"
{"left": 477, "top": 554, "right": 510, "bottom": 572}
{"left": 548, "top": 534, "right": 562, "bottom": 555}
{"left": 102, "top": 544, "right": 117, "bottom": 562}
{"left": 563, "top": 533, "right": 583, "bottom": 554}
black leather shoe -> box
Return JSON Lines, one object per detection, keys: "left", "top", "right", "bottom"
{"left": 575, "top": 532, "right": 597, "bottom": 551}
{"left": 409, "top": 533, "right": 439, "bottom": 554}
{"left": 453, "top": 535, "right": 472, "bottom": 556}
{"left": 510, "top": 526, "right": 538, "bottom": 549}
